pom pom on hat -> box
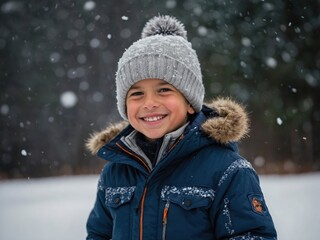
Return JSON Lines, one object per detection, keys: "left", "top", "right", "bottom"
{"left": 116, "top": 15, "right": 204, "bottom": 120}
{"left": 141, "top": 15, "right": 187, "bottom": 40}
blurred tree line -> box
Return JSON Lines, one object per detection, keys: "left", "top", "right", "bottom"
{"left": 0, "top": 0, "right": 319, "bottom": 179}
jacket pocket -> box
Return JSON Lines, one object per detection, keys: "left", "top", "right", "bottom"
{"left": 161, "top": 185, "right": 215, "bottom": 210}
{"left": 160, "top": 186, "right": 215, "bottom": 239}
{"left": 105, "top": 186, "right": 136, "bottom": 208}
{"left": 104, "top": 187, "right": 136, "bottom": 239}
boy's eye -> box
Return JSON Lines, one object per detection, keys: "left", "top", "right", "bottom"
{"left": 129, "top": 91, "right": 143, "bottom": 97}
{"left": 159, "top": 88, "right": 171, "bottom": 93}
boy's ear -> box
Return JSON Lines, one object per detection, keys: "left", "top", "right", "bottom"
{"left": 187, "top": 104, "right": 195, "bottom": 114}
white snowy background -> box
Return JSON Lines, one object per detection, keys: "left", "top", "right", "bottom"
{"left": 1, "top": 173, "right": 319, "bottom": 240}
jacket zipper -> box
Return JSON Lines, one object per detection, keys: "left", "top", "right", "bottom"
{"left": 162, "top": 200, "right": 170, "bottom": 240}
{"left": 161, "top": 134, "right": 182, "bottom": 239}
{"left": 116, "top": 142, "right": 151, "bottom": 240}
{"left": 139, "top": 187, "right": 147, "bottom": 240}
{"left": 167, "top": 134, "right": 184, "bottom": 154}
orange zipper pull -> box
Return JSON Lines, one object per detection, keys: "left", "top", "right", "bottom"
{"left": 162, "top": 200, "right": 170, "bottom": 240}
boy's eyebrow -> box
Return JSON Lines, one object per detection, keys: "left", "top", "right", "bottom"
{"left": 158, "top": 82, "right": 171, "bottom": 86}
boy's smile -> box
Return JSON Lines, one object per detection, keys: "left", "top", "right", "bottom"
{"left": 126, "top": 78, "right": 195, "bottom": 141}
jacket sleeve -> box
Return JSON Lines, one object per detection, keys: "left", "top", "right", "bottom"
{"left": 86, "top": 170, "right": 113, "bottom": 240}
{"left": 212, "top": 159, "right": 277, "bottom": 240}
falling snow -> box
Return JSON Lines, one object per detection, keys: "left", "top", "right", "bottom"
{"left": 254, "top": 156, "right": 265, "bottom": 168}
{"left": 21, "top": 149, "right": 27, "bottom": 156}
{"left": 89, "top": 38, "right": 100, "bottom": 48}
{"left": 0, "top": 104, "right": 9, "bottom": 115}
{"left": 60, "top": 91, "right": 78, "bottom": 108}
{"left": 241, "top": 37, "right": 251, "bottom": 47}
{"left": 121, "top": 16, "right": 129, "bottom": 21}
{"left": 265, "top": 57, "right": 277, "bottom": 68}
{"left": 49, "top": 52, "right": 61, "bottom": 63}
{"left": 1, "top": 1, "right": 23, "bottom": 13}
{"left": 276, "top": 117, "right": 283, "bottom": 125}
{"left": 83, "top": 1, "right": 96, "bottom": 11}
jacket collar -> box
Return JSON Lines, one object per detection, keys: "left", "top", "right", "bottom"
{"left": 86, "top": 97, "right": 249, "bottom": 155}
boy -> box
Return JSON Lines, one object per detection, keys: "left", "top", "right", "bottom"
{"left": 86, "top": 15, "right": 277, "bottom": 240}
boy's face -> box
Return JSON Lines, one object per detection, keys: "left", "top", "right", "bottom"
{"left": 126, "top": 78, "right": 195, "bottom": 141}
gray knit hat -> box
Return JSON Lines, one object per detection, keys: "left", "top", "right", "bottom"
{"left": 116, "top": 15, "right": 204, "bottom": 120}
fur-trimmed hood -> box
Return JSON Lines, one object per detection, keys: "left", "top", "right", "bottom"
{"left": 86, "top": 97, "right": 249, "bottom": 155}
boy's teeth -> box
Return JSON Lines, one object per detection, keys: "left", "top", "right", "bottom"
{"left": 144, "top": 116, "right": 163, "bottom": 122}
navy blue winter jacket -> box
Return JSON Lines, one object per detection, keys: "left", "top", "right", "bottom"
{"left": 86, "top": 98, "right": 277, "bottom": 240}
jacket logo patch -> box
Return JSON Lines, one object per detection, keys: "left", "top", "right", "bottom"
{"left": 252, "top": 197, "right": 263, "bottom": 213}
{"left": 248, "top": 194, "right": 266, "bottom": 215}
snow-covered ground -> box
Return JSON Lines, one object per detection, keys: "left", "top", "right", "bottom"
{"left": 0, "top": 173, "right": 319, "bottom": 240}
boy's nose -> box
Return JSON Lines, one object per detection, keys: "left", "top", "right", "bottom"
{"left": 143, "top": 94, "right": 159, "bottom": 109}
